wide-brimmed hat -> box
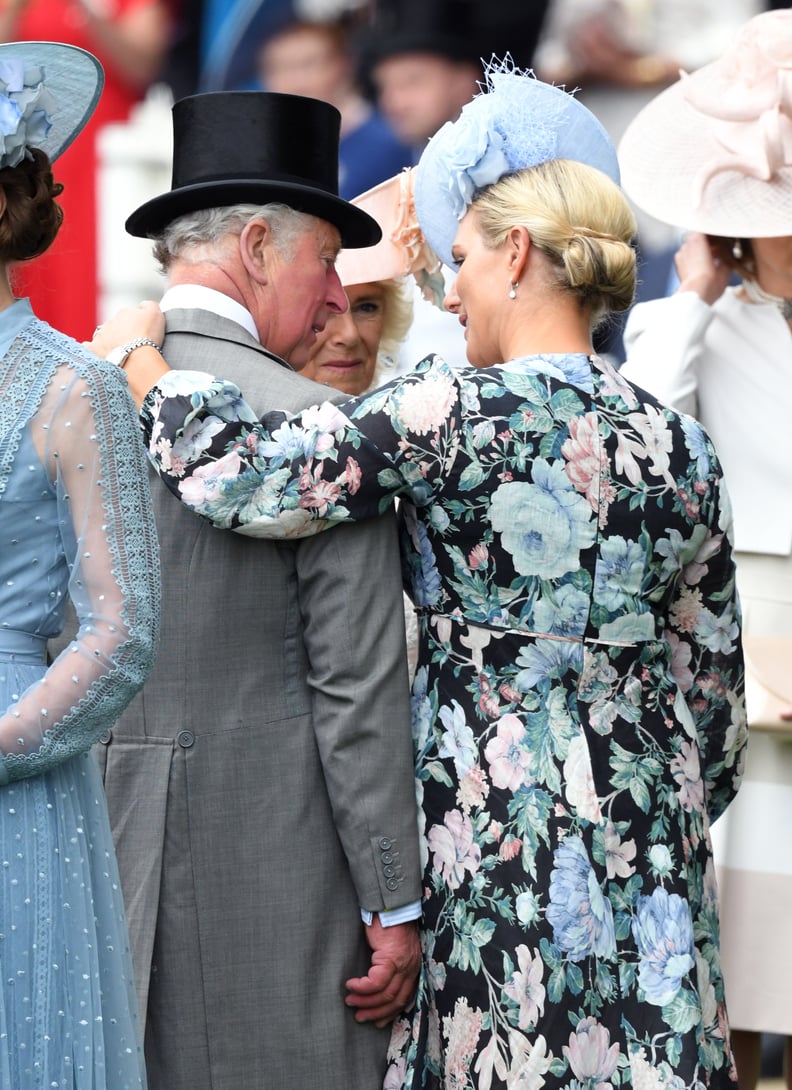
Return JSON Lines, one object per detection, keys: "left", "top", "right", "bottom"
{"left": 618, "top": 9, "right": 792, "bottom": 237}
{"left": 336, "top": 168, "right": 445, "bottom": 305}
{"left": 414, "top": 61, "right": 621, "bottom": 268}
{"left": 126, "top": 91, "right": 381, "bottom": 248}
{"left": 0, "top": 41, "right": 103, "bottom": 169}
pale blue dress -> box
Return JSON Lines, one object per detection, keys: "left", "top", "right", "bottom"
{"left": 0, "top": 299, "right": 159, "bottom": 1088}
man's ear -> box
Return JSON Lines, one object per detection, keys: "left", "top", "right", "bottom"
{"left": 239, "top": 218, "right": 271, "bottom": 284}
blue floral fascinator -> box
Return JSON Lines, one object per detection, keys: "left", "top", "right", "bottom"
{"left": 414, "top": 60, "right": 620, "bottom": 268}
{"left": 0, "top": 42, "right": 103, "bottom": 171}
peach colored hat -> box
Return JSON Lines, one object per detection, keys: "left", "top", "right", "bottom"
{"left": 335, "top": 168, "right": 445, "bottom": 305}
{"left": 618, "top": 9, "right": 792, "bottom": 237}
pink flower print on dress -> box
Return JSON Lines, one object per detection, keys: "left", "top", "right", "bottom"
{"left": 563, "top": 1017, "right": 620, "bottom": 1090}
{"left": 670, "top": 739, "right": 705, "bottom": 814}
{"left": 427, "top": 809, "right": 482, "bottom": 890}
{"left": 395, "top": 371, "right": 457, "bottom": 435}
{"left": 504, "top": 945, "right": 546, "bottom": 1031}
{"left": 484, "top": 714, "right": 533, "bottom": 792}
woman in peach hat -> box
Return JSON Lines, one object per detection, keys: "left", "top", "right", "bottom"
{"left": 298, "top": 168, "right": 440, "bottom": 397}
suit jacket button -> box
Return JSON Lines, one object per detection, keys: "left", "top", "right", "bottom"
{"left": 386, "top": 878, "right": 399, "bottom": 891}
{"left": 383, "top": 865, "right": 396, "bottom": 878}
{"left": 98, "top": 730, "right": 112, "bottom": 744}
{"left": 177, "top": 730, "right": 195, "bottom": 748}
{"left": 379, "top": 837, "right": 392, "bottom": 850}
{"left": 381, "top": 852, "right": 393, "bottom": 864}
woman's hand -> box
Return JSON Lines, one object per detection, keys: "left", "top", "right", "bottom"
{"left": 674, "top": 232, "right": 732, "bottom": 305}
{"left": 86, "top": 301, "right": 169, "bottom": 409}
{"left": 86, "top": 300, "right": 165, "bottom": 358}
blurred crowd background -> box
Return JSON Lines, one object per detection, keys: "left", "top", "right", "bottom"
{"left": 3, "top": 0, "right": 790, "bottom": 356}
{"left": 2, "top": 2, "right": 790, "bottom": 1081}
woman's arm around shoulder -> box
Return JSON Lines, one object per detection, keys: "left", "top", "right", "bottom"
{"left": 138, "top": 353, "right": 461, "bottom": 538}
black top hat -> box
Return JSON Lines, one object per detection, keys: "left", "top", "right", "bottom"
{"left": 359, "top": 0, "right": 551, "bottom": 70}
{"left": 126, "top": 91, "right": 381, "bottom": 247}
{"left": 361, "top": 0, "right": 482, "bottom": 66}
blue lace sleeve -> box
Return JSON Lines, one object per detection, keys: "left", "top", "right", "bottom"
{"left": 0, "top": 324, "right": 160, "bottom": 783}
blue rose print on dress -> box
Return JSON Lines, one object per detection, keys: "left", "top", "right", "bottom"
{"left": 680, "top": 414, "right": 712, "bottom": 478}
{"left": 533, "top": 583, "right": 590, "bottom": 638}
{"left": 547, "top": 836, "right": 616, "bottom": 961}
{"left": 594, "top": 536, "right": 645, "bottom": 610}
{"left": 411, "top": 665, "right": 435, "bottom": 755}
{"left": 632, "top": 887, "right": 695, "bottom": 1006}
{"left": 412, "top": 518, "right": 443, "bottom": 607}
{"left": 490, "top": 459, "right": 596, "bottom": 579}
{"left": 514, "top": 638, "right": 582, "bottom": 690}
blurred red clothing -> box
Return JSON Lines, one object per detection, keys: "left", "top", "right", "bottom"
{"left": 11, "top": 0, "right": 168, "bottom": 339}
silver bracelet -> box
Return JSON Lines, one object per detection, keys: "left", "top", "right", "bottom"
{"left": 106, "top": 338, "right": 163, "bottom": 368}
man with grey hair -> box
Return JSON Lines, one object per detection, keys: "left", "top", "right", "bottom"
{"left": 97, "top": 91, "right": 422, "bottom": 1090}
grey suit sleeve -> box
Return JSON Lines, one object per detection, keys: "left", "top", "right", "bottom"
{"left": 294, "top": 509, "right": 423, "bottom": 913}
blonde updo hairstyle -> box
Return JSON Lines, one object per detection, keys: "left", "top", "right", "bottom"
{"left": 472, "top": 158, "right": 637, "bottom": 327}
{"left": 0, "top": 148, "right": 64, "bottom": 264}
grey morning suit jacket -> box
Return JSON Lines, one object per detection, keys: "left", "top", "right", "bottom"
{"left": 97, "top": 309, "right": 422, "bottom": 1090}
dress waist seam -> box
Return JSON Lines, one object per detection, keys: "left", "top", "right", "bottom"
{"left": 0, "top": 628, "right": 47, "bottom": 658}
{"left": 419, "top": 610, "right": 656, "bottom": 648}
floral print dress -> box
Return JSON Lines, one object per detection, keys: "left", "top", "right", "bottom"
{"left": 142, "top": 352, "right": 746, "bottom": 1090}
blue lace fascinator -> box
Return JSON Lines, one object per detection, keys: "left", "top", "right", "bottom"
{"left": 414, "top": 60, "right": 620, "bottom": 268}
{"left": 0, "top": 41, "right": 104, "bottom": 171}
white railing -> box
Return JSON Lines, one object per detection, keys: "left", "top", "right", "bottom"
{"left": 96, "top": 85, "right": 174, "bottom": 319}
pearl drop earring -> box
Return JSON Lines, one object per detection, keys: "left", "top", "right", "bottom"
{"left": 732, "top": 239, "right": 743, "bottom": 261}
{"left": 509, "top": 282, "right": 518, "bottom": 299}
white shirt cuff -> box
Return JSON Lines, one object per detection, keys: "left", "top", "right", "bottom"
{"left": 360, "top": 900, "right": 422, "bottom": 927}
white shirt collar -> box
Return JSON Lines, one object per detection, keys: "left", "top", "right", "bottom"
{"left": 160, "top": 284, "right": 260, "bottom": 343}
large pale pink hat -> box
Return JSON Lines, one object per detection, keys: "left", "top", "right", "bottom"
{"left": 618, "top": 9, "right": 792, "bottom": 237}
{"left": 335, "top": 167, "right": 445, "bottom": 305}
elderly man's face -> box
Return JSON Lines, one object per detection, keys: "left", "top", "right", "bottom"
{"left": 258, "top": 218, "right": 348, "bottom": 369}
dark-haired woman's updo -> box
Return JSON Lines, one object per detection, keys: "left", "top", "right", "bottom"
{"left": 0, "top": 147, "right": 63, "bottom": 263}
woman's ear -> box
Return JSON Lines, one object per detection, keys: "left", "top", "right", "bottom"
{"left": 239, "top": 218, "right": 272, "bottom": 284}
{"left": 507, "top": 224, "right": 531, "bottom": 284}
{"left": 0, "top": 188, "right": 7, "bottom": 220}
